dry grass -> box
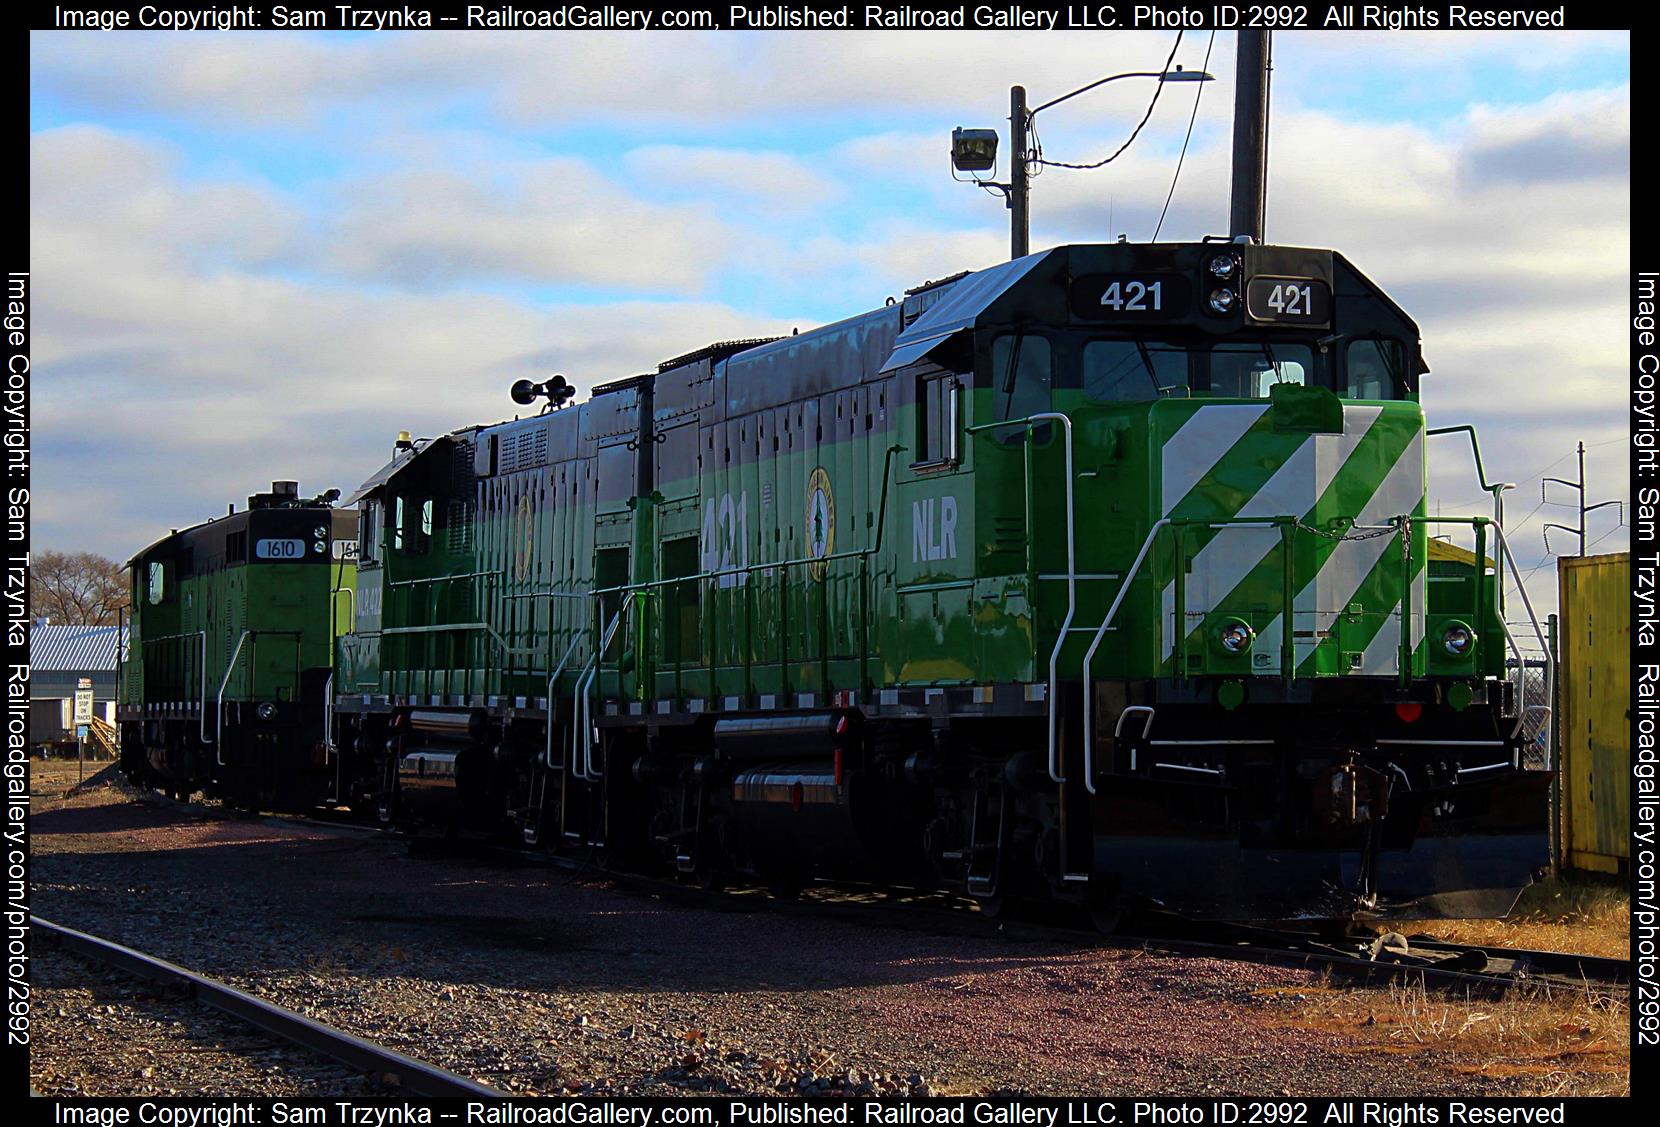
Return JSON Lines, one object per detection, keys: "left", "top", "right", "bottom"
{"left": 1397, "top": 876, "right": 1629, "bottom": 959}
{"left": 1275, "top": 974, "right": 1628, "bottom": 1095}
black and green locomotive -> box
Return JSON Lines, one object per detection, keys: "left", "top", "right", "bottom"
{"left": 118, "top": 481, "right": 358, "bottom": 809}
{"left": 328, "top": 241, "right": 1553, "bottom": 923}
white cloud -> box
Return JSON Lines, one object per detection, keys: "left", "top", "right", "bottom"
{"left": 319, "top": 156, "right": 731, "bottom": 292}
{"left": 622, "top": 145, "right": 838, "bottom": 213}
{"left": 29, "top": 125, "right": 789, "bottom": 553}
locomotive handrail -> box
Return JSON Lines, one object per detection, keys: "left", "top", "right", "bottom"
{"left": 571, "top": 591, "right": 643, "bottom": 780}
{"left": 136, "top": 631, "right": 208, "bottom": 733}
{"left": 1425, "top": 518, "right": 1554, "bottom": 757}
{"left": 1426, "top": 426, "right": 1514, "bottom": 612}
{"left": 1079, "top": 516, "right": 1300, "bottom": 796}
{"left": 384, "top": 569, "right": 499, "bottom": 588}
{"left": 965, "top": 412, "right": 1077, "bottom": 785}
{"left": 322, "top": 672, "right": 334, "bottom": 763}
{"left": 214, "top": 631, "right": 253, "bottom": 766}
{"left": 326, "top": 586, "right": 353, "bottom": 756}
{"left": 331, "top": 585, "right": 355, "bottom": 627}
{"left": 192, "top": 632, "right": 208, "bottom": 744}
{"left": 213, "top": 630, "right": 301, "bottom": 766}
{"left": 542, "top": 629, "right": 588, "bottom": 771}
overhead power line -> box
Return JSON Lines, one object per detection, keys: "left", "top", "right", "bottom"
{"left": 1032, "top": 32, "right": 1184, "bottom": 171}
{"left": 1152, "top": 30, "right": 1216, "bottom": 242}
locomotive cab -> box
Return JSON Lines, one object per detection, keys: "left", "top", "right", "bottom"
{"left": 888, "top": 242, "right": 1545, "bottom": 920}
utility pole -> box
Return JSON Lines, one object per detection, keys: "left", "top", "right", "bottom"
{"left": 1010, "top": 85, "right": 1030, "bottom": 259}
{"left": 954, "top": 70, "right": 1210, "bottom": 260}
{"left": 1229, "top": 29, "right": 1272, "bottom": 242}
{"left": 1544, "top": 441, "right": 1623, "bottom": 556}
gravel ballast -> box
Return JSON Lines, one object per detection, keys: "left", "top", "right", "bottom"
{"left": 28, "top": 766, "right": 1625, "bottom": 1097}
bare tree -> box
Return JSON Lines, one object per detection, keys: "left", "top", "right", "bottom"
{"left": 30, "top": 551, "right": 130, "bottom": 626}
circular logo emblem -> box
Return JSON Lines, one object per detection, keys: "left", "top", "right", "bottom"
{"left": 805, "top": 467, "right": 835, "bottom": 580}
{"left": 514, "top": 492, "right": 534, "bottom": 581}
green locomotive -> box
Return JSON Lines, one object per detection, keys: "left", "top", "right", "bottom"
{"left": 335, "top": 241, "right": 1552, "bottom": 922}
{"left": 118, "top": 481, "right": 358, "bottom": 809}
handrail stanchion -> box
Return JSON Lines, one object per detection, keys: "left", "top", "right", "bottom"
{"left": 1488, "top": 522, "right": 1554, "bottom": 750}
{"left": 542, "top": 630, "right": 586, "bottom": 770}
{"left": 214, "top": 631, "right": 253, "bottom": 765}
{"left": 1079, "top": 520, "right": 1168, "bottom": 796}
{"left": 965, "top": 413, "right": 1077, "bottom": 786}
{"left": 1172, "top": 524, "right": 1187, "bottom": 679}
{"left": 1397, "top": 518, "right": 1414, "bottom": 691}
{"left": 1279, "top": 522, "right": 1296, "bottom": 685}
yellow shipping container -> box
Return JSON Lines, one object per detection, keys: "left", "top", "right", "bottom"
{"left": 1557, "top": 552, "right": 1630, "bottom": 874}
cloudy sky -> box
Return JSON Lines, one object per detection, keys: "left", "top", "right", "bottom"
{"left": 30, "top": 29, "right": 1629, "bottom": 615}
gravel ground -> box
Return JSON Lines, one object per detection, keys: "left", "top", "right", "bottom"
{"left": 28, "top": 763, "right": 1625, "bottom": 1097}
{"left": 31, "top": 943, "right": 389, "bottom": 1097}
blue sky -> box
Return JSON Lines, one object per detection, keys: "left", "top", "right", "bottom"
{"left": 30, "top": 29, "right": 1630, "bottom": 612}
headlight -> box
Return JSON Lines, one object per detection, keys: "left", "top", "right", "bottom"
{"left": 1441, "top": 622, "right": 1476, "bottom": 657}
{"left": 1218, "top": 620, "right": 1255, "bottom": 653}
{"left": 1207, "top": 254, "right": 1238, "bottom": 279}
{"left": 256, "top": 701, "right": 278, "bottom": 721}
{"left": 1208, "top": 288, "right": 1237, "bottom": 314}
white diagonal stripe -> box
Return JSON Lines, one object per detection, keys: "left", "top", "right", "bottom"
{"left": 1296, "top": 430, "right": 1425, "bottom": 654}
{"left": 1159, "top": 404, "right": 1268, "bottom": 517}
{"left": 1160, "top": 406, "right": 1386, "bottom": 661}
{"left": 1359, "top": 602, "right": 1402, "bottom": 675}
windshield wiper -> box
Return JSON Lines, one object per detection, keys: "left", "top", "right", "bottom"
{"left": 1134, "top": 340, "right": 1165, "bottom": 396}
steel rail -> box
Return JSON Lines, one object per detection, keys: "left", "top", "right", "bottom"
{"left": 524, "top": 855, "right": 1630, "bottom": 1000}
{"left": 32, "top": 915, "right": 505, "bottom": 1098}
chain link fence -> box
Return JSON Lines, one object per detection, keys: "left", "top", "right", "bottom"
{"left": 1504, "top": 626, "right": 1554, "bottom": 770}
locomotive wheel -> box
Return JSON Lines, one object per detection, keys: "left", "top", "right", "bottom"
{"left": 974, "top": 894, "right": 1013, "bottom": 920}
{"left": 1089, "top": 903, "right": 1126, "bottom": 936}
{"left": 766, "top": 877, "right": 804, "bottom": 900}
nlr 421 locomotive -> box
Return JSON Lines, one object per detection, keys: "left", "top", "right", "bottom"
{"left": 322, "top": 240, "right": 1550, "bottom": 923}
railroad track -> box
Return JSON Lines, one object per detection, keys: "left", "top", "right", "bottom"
{"left": 32, "top": 917, "right": 504, "bottom": 1098}
{"left": 1116, "top": 922, "right": 1629, "bottom": 1000}
{"left": 137, "top": 790, "right": 1635, "bottom": 1003}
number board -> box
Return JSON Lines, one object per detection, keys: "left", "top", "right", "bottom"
{"left": 1069, "top": 273, "right": 1191, "bottom": 321}
{"left": 1245, "top": 276, "right": 1332, "bottom": 325}
{"left": 255, "top": 538, "right": 307, "bottom": 560}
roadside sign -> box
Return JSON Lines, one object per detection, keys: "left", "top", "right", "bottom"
{"left": 73, "top": 687, "right": 94, "bottom": 725}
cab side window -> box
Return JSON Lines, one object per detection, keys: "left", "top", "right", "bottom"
{"left": 915, "top": 372, "right": 961, "bottom": 466}
{"left": 359, "top": 499, "right": 382, "bottom": 565}
{"left": 393, "top": 494, "right": 432, "bottom": 555}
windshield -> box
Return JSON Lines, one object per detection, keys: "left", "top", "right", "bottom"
{"left": 1082, "top": 340, "right": 1190, "bottom": 400}
{"left": 1076, "top": 338, "right": 1317, "bottom": 402}
{"left": 1209, "top": 342, "right": 1311, "bottom": 397}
